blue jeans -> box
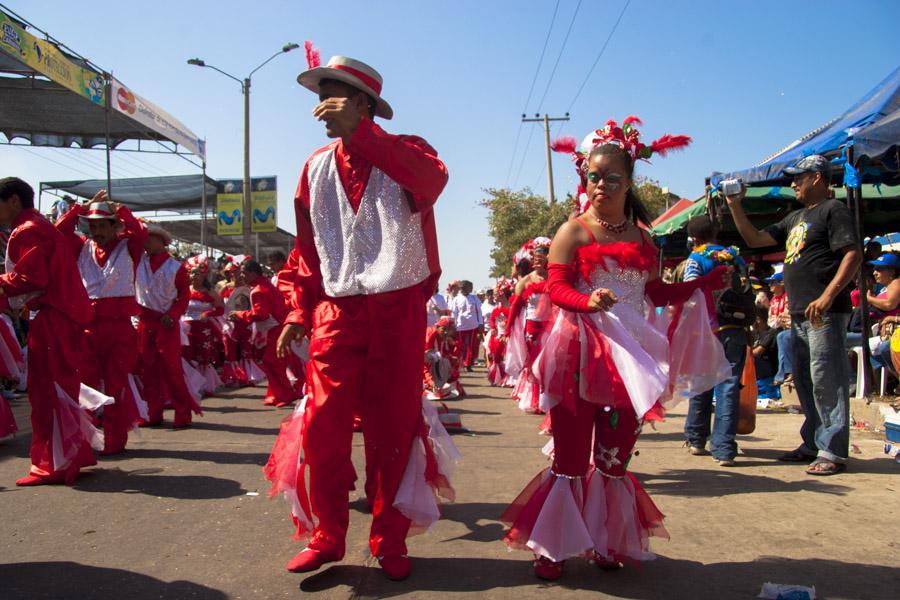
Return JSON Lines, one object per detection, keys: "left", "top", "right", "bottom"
{"left": 873, "top": 338, "right": 897, "bottom": 376}
{"left": 792, "top": 313, "right": 851, "bottom": 463}
{"left": 774, "top": 329, "right": 793, "bottom": 382}
{"left": 684, "top": 327, "right": 748, "bottom": 460}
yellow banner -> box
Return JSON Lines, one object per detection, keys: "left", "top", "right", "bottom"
{"left": 251, "top": 177, "right": 277, "bottom": 233}
{"left": 0, "top": 11, "right": 105, "bottom": 105}
{"left": 216, "top": 180, "right": 244, "bottom": 236}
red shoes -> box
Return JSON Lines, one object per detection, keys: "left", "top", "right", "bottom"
{"left": 534, "top": 556, "right": 564, "bottom": 580}
{"left": 286, "top": 547, "right": 342, "bottom": 573}
{"left": 377, "top": 555, "right": 412, "bottom": 581}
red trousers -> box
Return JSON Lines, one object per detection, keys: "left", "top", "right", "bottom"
{"left": 138, "top": 315, "right": 200, "bottom": 424}
{"left": 81, "top": 316, "right": 140, "bottom": 453}
{"left": 550, "top": 396, "right": 640, "bottom": 478}
{"left": 186, "top": 320, "right": 219, "bottom": 366}
{"left": 303, "top": 286, "right": 425, "bottom": 557}
{"left": 27, "top": 308, "right": 96, "bottom": 477}
{"left": 458, "top": 328, "right": 480, "bottom": 367}
{"left": 259, "top": 325, "right": 297, "bottom": 405}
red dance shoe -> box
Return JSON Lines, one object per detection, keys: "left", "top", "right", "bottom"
{"left": 377, "top": 555, "right": 412, "bottom": 581}
{"left": 534, "top": 556, "right": 564, "bottom": 581}
{"left": 286, "top": 547, "right": 342, "bottom": 573}
{"left": 263, "top": 398, "right": 277, "bottom": 407}
{"left": 138, "top": 418, "right": 163, "bottom": 428}
{"left": 16, "top": 472, "right": 65, "bottom": 487}
{"left": 590, "top": 552, "right": 623, "bottom": 570}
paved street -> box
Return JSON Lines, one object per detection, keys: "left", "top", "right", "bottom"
{"left": 1, "top": 369, "right": 897, "bottom": 599}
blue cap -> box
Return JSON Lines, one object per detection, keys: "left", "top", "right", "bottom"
{"left": 783, "top": 154, "right": 832, "bottom": 179}
{"left": 765, "top": 272, "right": 784, "bottom": 283}
{"left": 868, "top": 253, "right": 900, "bottom": 270}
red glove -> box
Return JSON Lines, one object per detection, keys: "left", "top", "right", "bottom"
{"left": 547, "top": 262, "right": 593, "bottom": 313}
{"left": 645, "top": 265, "right": 728, "bottom": 307}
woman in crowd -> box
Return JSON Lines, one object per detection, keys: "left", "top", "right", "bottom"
{"left": 488, "top": 278, "right": 514, "bottom": 386}
{"left": 502, "top": 117, "right": 730, "bottom": 580}
{"left": 183, "top": 255, "right": 224, "bottom": 392}
{"left": 865, "top": 253, "right": 900, "bottom": 376}
{"left": 505, "top": 238, "right": 553, "bottom": 414}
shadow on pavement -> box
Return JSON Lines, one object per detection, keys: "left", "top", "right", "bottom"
{"left": 438, "top": 501, "right": 508, "bottom": 543}
{"left": 0, "top": 561, "right": 228, "bottom": 600}
{"left": 637, "top": 468, "right": 851, "bottom": 497}
{"left": 641, "top": 431, "right": 770, "bottom": 443}
{"left": 72, "top": 468, "right": 247, "bottom": 499}
{"left": 189, "top": 421, "right": 279, "bottom": 436}
{"left": 299, "top": 556, "right": 897, "bottom": 598}
{"left": 116, "top": 447, "right": 270, "bottom": 466}
{"left": 199, "top": 404, "right": 263, "bottom": 414}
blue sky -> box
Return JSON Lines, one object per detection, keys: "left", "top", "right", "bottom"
{"left": 2, "top": 0, "right": 899, "bottom": 289}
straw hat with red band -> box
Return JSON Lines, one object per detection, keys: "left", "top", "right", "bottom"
{"left": 144, "top": 223, "right": 172, "bottom": 245}
{"left": 297, "top": 55, "right": 393, "bottom": 120}
{"left": 79, "top": 201, "right": 119, "bottom": 223}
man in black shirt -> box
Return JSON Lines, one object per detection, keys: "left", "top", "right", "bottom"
{"left": 726, "top": 155, "right": 861, "bottom": 475}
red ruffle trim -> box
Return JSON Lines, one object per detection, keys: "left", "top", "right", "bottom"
{"left": 575, "top": 241, "right": 657, "bottom": 285}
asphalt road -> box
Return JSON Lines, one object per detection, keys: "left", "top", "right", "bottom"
{"left": 1, "top": 368, "right": 897, "bottom": 599}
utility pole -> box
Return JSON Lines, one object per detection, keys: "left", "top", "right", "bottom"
{"left": 522, "top": 112, "right": 570, "bottom": 204}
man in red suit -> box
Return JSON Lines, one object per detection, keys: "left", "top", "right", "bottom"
{"left": 232, "top": 260, "right": 296, "bottom": 407}
{"left": 56, "top": 192, "right": 148, "bottom": 455}
{"left": 0, "top": 177, "right": 97, "bottom": 485}
{"left": 267, "top": 55, "right": 448, "bottom": 580}
{"left": 135, "top": 224, "right": 201, "bottom": 427}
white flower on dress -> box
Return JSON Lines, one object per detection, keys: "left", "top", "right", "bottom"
{"left": 595, "top": 444, "right": 621, "bottom": 470}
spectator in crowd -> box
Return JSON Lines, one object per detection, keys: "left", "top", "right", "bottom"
{"left": 682, "top": 215, "right": 749, "bottom": 467}
{"left": 752, "top": 306, "right": 781, "bottom": 399}
{"left": 426, "top": 283, "right": 451, "bottom": 328}
{"left": 451, "top": 280, "right": 484, "bottom": 371}
{"left": 727, "top": 155, "right": 861, "bottom": 475}
{"left": 865, "top": 253, "right": 900, "bottom": 377}
{"left": 767, "top": 271, "right": 794, "bottom": 385}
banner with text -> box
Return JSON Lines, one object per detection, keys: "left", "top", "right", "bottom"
{"left": 0, "top": 10, "right": 105, "bottom": 105}
{"left": 216, "top": 179, "right": 243, "bottom": 236}
{"left": 250, "top": 176, "right": 277, "bottom": 233}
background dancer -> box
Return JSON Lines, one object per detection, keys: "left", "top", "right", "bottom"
{"left": 231, "top": 260, "right": 296, "bottom": 407}
{"left": 183, "top": 256, "right": 224, "bottom": 393}
{"left": 488, "top": 278, "right": 514, "bottom": 386}
{"left": 451, "top": 280, "right": 483, "bottom": 372}
{"left": 136, "top": 225, "right": 202, "bottom": 428}
{"left": 0, "top": 177, "right": 98, "bottom": 486}
{"left": 266, "top": 53, "right": 448, "bottom": 580}
{"left": 55, "top": 192, "right": 148, "bottom": 455}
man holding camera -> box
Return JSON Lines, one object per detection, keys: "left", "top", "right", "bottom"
{"left": 725, "top": 155, "right": 861, "bottom": 475}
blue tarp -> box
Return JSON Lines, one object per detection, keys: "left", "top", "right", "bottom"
{"left": 711, "top": 66, "right": 900, "bottom": 188}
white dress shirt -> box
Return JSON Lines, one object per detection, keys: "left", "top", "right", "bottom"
{"left": 452, "top": 293, "right": 483, "bottom": 332}
{"left": 426, "top": 293, "right": 450, "bottom": 327}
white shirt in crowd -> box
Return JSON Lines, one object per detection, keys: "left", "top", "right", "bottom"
{"left": 452, "top": 293, "right": 483, "bottom": 332}
{"left": 481, "top": 299, "right": 495, "bottom": 324}
{"left": 426, "top": 293, "right": 450, "bottom": 327}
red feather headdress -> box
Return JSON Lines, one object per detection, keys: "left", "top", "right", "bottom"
{"left": 551, "top": 116, "right": 692, "bottom": 181}
{"left": 304, "top": 41, "right": 321, "bottom": 69}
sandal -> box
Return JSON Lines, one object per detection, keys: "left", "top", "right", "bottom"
{"left": 806, "top": 458, "right": 846, "bottom": 476}
{"left": 777, "top": 449, "right": 815, "bottom": 463}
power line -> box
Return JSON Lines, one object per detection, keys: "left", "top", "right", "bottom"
{"left": 534, "top": 0, "right": 583, "bottom": 114}
{"left": 565, "top": 0, "right": 630, "bottom": 114}
{"left": 505, "top": 0, "right": 562, "bottom": 188}
{"left": 14, "top": 146, "right": 96, "bottom": 178}
{"left": 512, "top": 125, "right": 537, "bottom": 189}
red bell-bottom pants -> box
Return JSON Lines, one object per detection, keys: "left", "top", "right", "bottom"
{"left": 138, "top": 314, "right": 200, "bottom": 425}
{"left": 81, "top": 316, "right": 140, "bottom": 454}
{"left": 458, "top": 328, "right": 480, "bottom": 367}
{"left": 27, "top": 308, "right": 96, "bottom": 477}
{"left": 259, "top": 325, "right": 297, "bottom": 405}
{"left": 550, "top": 396, "right": 641, "bottom": 478}
{"left": 303, "top": 285, "right": 426, "bottom": 558}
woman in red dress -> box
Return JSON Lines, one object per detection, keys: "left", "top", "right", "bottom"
{"left": 503, "top": 118, "right": 732, "bottom": 580}
{"left": 183, "top": 255, "right": 224, "bottom": 393}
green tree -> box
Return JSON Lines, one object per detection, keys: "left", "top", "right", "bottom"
{"left": 633, "top": 176, "right": 677, "bottom": 220}
{"left": 479, "top": 188, "right": 572, "bottom": 277}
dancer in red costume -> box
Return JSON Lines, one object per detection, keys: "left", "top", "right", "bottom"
{"left": 0, "top": 177, "right": 100, "bottom": 486}
{"left": 424, "top": 316, "right": 465, "bottom": 399}
{"left": 0, "top": 312, "right": 23, "bottom": 438}
{"left": 487, "top": 278, "right": 515, "bottom": 386}
{"left": 55, "top": 193, "right": 148, "bottom": 455}
{"left": 502, "top": 118, "right": 732, "bottom": 580}
{"left": 264, "top": 51, "right": 448, "bottom": 580}
{"left": 230, "top": 260, "right": 297, "bottom": 407}
{"left": 221, "top": 257, "right": 263, "bottom": 387}
{"left": 136, "top": 225, "right": 202, "bottom": 427}
{"left": 506, "top": 238, "right": 553, "bottom": 414}
{"left": 183, "top": 256, "right": 224, "bottom": 393}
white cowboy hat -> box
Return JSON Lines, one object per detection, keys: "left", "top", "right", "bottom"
{"left": 145, "top": 223, "right": 173, "bottom": 245}
{"left": 297, "top": 55, "right": 393, "bottom": 120}
{"left": 79, "top": 201, "right": 119, "bottom": 222}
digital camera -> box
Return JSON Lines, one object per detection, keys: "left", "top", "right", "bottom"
{"left": 720, "top": 178, "right": 743, "bottom": 196}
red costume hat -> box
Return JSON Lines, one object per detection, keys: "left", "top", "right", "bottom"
{"left": 185, "top": 254, "right": 210, "bottom": 276}
{"left": 436, "top": 316, "right": 454, "bottom": 329}
{"left": 513, "top": 237, "right": 552, "bottom": 268}
{"left": 297, "top": 49, "right": 394, "bottom": 120}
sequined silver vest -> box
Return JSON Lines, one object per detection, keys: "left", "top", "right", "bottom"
{"left": 306, "top": 149, "right": 430, "bottom": 298}
{"left": 77, "top": 238, "right": 135, "bottom": 299}
{"left": 135, "top": 254, "right": 181, "bottom": 313}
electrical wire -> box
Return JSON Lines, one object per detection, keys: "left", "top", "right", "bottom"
{"left": 565, "top": 0, "right": 630, "bottom": 114}
{"left": 534, "top": 0, "right": 583, "bottom": 114}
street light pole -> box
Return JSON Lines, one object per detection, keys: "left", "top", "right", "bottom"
{"left": 188, "top": 43, "right": 300, "bottom": 255}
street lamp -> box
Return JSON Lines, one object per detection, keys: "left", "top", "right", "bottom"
{"left": 188, "top": 43, "right": 300, "bottom": 255}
